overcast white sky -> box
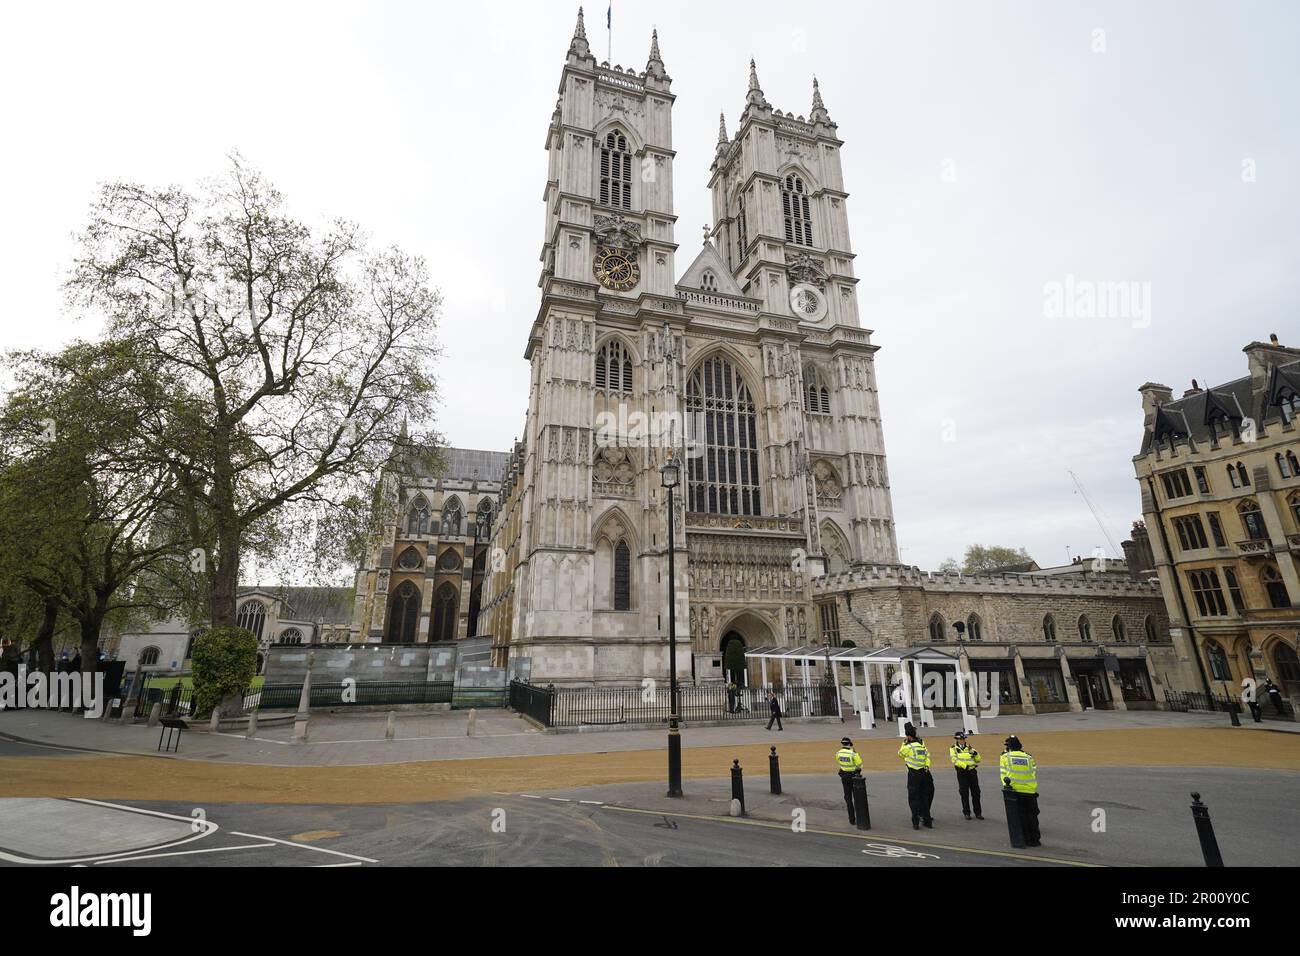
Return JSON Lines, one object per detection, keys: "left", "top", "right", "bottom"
{"left": 3, "top": 0, "right": 1298, "bottom": 572}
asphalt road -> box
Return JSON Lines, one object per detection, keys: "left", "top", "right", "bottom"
{"left": 0, "top": 795, "right": 1048, "bottom": 867}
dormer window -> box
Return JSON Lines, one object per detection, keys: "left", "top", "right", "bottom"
{"left": 781, "top": 175, "right": 814, "bottom": 246}
{"left": 599, "top": 131, "right": 632, "bottom": 210}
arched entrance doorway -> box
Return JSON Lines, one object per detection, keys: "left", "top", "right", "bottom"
{"left": 721, "top": 632, "right": 747, "bottom": 685}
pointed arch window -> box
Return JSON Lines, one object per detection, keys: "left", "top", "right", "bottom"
{"left": 802, "top": 365, "right": 831, "bottom": 414}
{"left": 236, "top": 600, "right": 267, "bottom": 641}
{"left": 386, "top": 581, "right": 419, "bottom": 644}
{"left": 781, "top": 174, "right": 814, "bottom": 246}
{"left": 1238, "top": 499, "right": 1267, "bottom": 541}
{"left": 441, "top": 498, "right": 464, "bottom": 537}
{"left": 407, "top": 497, "right": 430, "bottom": 535}
{"left": 599, "top": 130, "right": 632, "bottom": 210}
{"left": 1263, "top": 566, "right": 1291, "bottom": 608}
{"left": 432, "top": 583, "right": 459, "bottom": 643}
{"left": 595, "top": 340, "right": 633, "bottom": 393}
{"left": 967, "top": 613, "right": 983, "bottom": 641}
{"left": 1290, "top": 491, "right": 1300, "bottom": 528}
{"left": 1112, "top": 615, "right": 1127, "bottom": 642}
{"left": 735, "top": 191, "right": 749, "bottom": 266}
{"left": 1078, "top": 614, "right": 1093, "bottom": 643}
{"left": 685, "top": 355, "right": 761, "bottom": 517}
{"left": 1274, "top": 642, "right": 1300, "bottom": 683}
{"left": 1206, "top": 640, "right": 1231, "bottom": 681}
{"left": 1043, "top": 614, "right": 1057, "bottom": 643}
{"left": 928, "top": 612, "right": 946, "bottom": 642}
{"left": 139, "top": 646, "right": 161, "bottom": 667}
{"left": 1144, "top": 615, "right": 1160, "bottom": 643}
{"left": 613, "top": 540, "right": 631, "bottom": 610}
{"left": 277, "top": 627, "right": 304, "bottom": 646}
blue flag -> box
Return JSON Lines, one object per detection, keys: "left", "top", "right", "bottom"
{"left": 607, "top": 2, "right": 611, "bottom": 29}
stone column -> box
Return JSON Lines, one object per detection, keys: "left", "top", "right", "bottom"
{"left": 1012, "top": 650, "right": 1036, "bottom": 716}
{"left": 1102, "top": 653, "right": 1128, "bottom": 711}
{"left": 1057, "top": 650, "right": 1083, "bottom": 712}
{"left": 1141, "top": 650, "right": 1167, "bottom": 707}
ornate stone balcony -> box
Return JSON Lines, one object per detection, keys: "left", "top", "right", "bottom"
{"left": 1236, "top": 539, "right": 1271, "bottom": 557}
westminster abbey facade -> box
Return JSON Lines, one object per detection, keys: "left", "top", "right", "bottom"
{"left": 467, "top": 13, "right": 899, "bottom": 685}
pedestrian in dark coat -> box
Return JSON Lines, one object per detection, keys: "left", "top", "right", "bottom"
{"left": 766, "top": 691, "right": 783, "bottom": 731}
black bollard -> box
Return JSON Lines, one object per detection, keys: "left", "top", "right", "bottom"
{"left": 1227, "top": 702, "right": 1240, "bottom": 727}
{"left": 769, "top": 746, "right": 782, "bottom": 795}
{"left": 1189, "top": 792, "right": 1224, "bottom": 867}
{"left": 1002, "top": 785, "right": 1026, "bottom": 848}
{"left": 852, "top": 775, "right": 871, "bottom": 830}
{"left": 731, "top": 758, "right": 745, "bottom": 816}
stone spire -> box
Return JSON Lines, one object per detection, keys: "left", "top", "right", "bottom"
{"left": 646, "top": 27, "right": 666, "bottom": 78}
{"left": 746, "top": 59, "right": 769, "bottom": 109}
{"left": 569, "top": 6, "right": 590, "bottom": 58}
{"left": 717, "top": 111, "right": 728, "bottom": 145}
{"left": 810, "top": 76, "right": 831, "bottom": 125}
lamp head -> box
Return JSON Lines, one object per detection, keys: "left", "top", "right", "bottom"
{"left": 660, "top": 450, "right": 680, "bottom": 489}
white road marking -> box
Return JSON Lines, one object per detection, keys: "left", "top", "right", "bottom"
{"left": 230, "top": 831, "right": 377, "bottom": 863}
{"left": 547, "top": 797, "right": 571, "bottom": 802}
{"left": 0, "top": 798, "right": 219, "bottom": 866}
{"left": 579, "top": 800, "right": 605, "bottom": 805}
{"left": 314, "top": 861, "right": 364, "bottom": 867}
{"left": 94, "top": 842, "right": 275, "bottom": 864}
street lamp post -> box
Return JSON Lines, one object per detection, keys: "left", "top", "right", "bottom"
{"left": 660, "top": 450, "right": 683, "bottom": 797}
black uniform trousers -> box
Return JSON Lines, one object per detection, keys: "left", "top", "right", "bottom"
{"left": 1017, "top": 792, "right": 1041, "bottom": 845}
{"left": 839, "top": 771, "right": 858, "bottom": 824}
{"left": 906, "top": 768, "right": 934, "bottom": 825}
{"left": 955, "top": 767, "right": 981, "bottom": 816}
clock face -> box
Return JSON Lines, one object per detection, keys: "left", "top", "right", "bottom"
{"left": 593, "top": 247, "right": 640, "bottom": 291}
{"left": 790, "top": 283, "right": 826, "bottom": 322}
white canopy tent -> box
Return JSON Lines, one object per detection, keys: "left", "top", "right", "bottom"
{"left": 743, "top": 644, "right": 977, "bottom": 737}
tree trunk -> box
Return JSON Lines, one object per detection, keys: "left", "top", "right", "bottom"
{"left": 34, "top": 596, "right": 58, "bottom": 674}
{"left": 209, "top": 424, "right": 241, "bottom": 628}
{"left": 79, "top": 616, "right": 101, "bottom": 676}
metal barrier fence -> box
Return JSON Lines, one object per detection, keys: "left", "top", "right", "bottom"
{"left": 130, "top": 678, "right": 456, "bottom": 717}
{"left": 254, "top": 680, "right": 454, "bottom": 710}
{"left": 510, "top": 680, "right": 838, "bottom": 728}
{"left": 1164, "top": 690, "right": 1237, "bottom": 713}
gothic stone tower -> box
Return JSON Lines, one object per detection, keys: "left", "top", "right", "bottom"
{"left": 499, "top": 11, "right": 688, "bottom": 685}
{"left": 488, "top": 13, "right": 899, "bottom": 686}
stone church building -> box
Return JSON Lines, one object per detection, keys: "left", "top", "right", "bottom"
{"left": 349, "top": 12, "right": 1199, "bottom": 707}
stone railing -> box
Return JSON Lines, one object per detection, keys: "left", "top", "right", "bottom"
{"left": 1236, "top": 539, "right": 1271, "bottom": 556}
{"left": 678, "top": 289, "right": 760, "bottom": 313}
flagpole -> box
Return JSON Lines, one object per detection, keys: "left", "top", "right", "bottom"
{"left": 607, "top": 1, "right": 612, "bottom": 65}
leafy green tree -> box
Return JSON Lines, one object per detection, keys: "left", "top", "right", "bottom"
{"left": 190, "top": 626, "right": 258, "bottom": 718}
{"left": 960, "top": 545, "right": 1037, "bottom": 574}
{"left": 67, "top": 154, "right": 442, "bottom": 627}
{"left": 0, "top": 340, "right": 186, "bottom": 674}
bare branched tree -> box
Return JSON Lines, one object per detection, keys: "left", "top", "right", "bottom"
{"left": 67, "top": 154, "right": 442, "bottom": 627}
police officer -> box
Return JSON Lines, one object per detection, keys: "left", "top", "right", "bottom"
{"left": 999, "top": 735, "right": 1040, "bottom": 846}
{"left": 949, "top": 731, "right": 983, "bottom": 820}
{"left": 835, "top": 736, "right": 864, "bottom": 824}
{"left": 898, "top": 722, "right": 934, "bottom": 829}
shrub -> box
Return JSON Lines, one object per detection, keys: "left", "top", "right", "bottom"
{"left": 191, "top": 626, "right": 258, "bottom": 717}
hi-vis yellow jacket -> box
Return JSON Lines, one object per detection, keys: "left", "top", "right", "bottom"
{"left": 898, "top": 740, "right": 931, "bottom": 771}
{"left": 949, "top": 745, "right": 981, "bottom": 770}
{"left": 835, "top": 747, "right": 863, "bottom": 774}
{"left": 999, "top": 750, "right": 1038, "bottom": 793}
